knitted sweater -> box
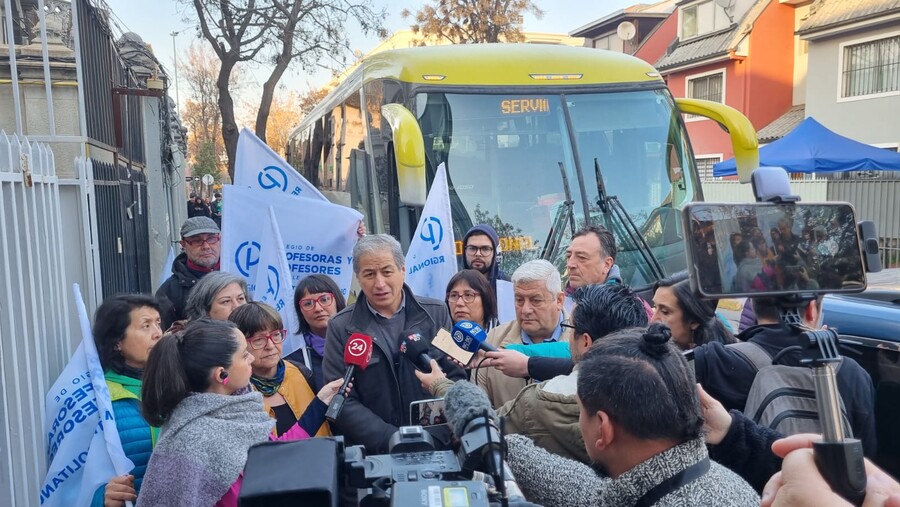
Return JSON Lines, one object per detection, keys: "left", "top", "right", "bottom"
{"left": 505, "top": 434, "right": 759, "bottom": 507}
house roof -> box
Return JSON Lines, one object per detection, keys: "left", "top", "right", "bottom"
{"left": 655, "top": 0, "right": 769, "bottom": 71}
{"left": 570, "top": 0, "right": 677, "bottom": 37}
{"left": 756, "top": 105, "right": 806, "bottom": 143}
{"left": 798, "top": 0, "right": 900, "bottom": 35}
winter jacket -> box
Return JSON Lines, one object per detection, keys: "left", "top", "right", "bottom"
{"left": 323, "top": 284, "right": 466, "bottom": 453}
{"left": 694, "top": 324, "right": 877, "bottom": 455}
{"left": 473, "top": 313, "right": 572, "bottom": 408}
{"left": 708, "top": 410, "right": 783, "bottom": 493}
{"left": 91, "top": 372, "right": 156, "bottom": 507}
{"left": 262, "top": 361, "right": 331, "bottom": 437}
{"left": 155, "top": 253, "right": 208, "bottom": 329}
{"left": 462, "top": 225, "right": 509, "bottom": 294}
{"left": 430, "top": 371, "right": 586, "bottom": 463}
{"left": 506, "top": 435, "right": 759, "bottom": 507}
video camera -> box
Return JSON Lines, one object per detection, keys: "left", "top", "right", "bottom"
{"left": 239, "top": 381, "right": 539, "bottom": 507}
{"left": 682, "top": 166, "right": 879, "bottom": 505}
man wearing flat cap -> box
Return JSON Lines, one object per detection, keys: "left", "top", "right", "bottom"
{"left": 156, "top": 216, "right": 222, "bottom": 329}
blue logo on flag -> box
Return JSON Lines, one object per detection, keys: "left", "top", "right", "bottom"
{"left": 235, "top": 241, "right": 261, "bottom": 276}
{"left": 258, "top": 166, "right": 288, "bottom": 192}
{"left": 266, "top": 265, "right": 280, "bottom": 296}
{"left": 420, "top": 216, "right": 444, "bottom": 252}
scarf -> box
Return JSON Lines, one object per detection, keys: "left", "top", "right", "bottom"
{"left": 136, "top": 391, "right": 274, "bottom": 507}
{"left": 185, "top": 258, "right": 220, "bottom": 275}
{"left": 306, "top": 332, "right": 326, "bottom": 357}
{"left": 250, "top": 360, "right": 286, "bottom": 396}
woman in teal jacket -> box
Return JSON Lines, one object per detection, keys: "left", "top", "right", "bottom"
{"left": 91, "top": 294, "right": 163, "bottom": 506}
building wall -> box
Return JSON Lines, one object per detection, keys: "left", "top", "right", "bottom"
{"left": 745, "top": 1, "right": 795, "bottom": 130}
{"left": 805, "top": 24, "right": 900, "bottom": 147}
{"left": 792, "top": 3, "right": 813, "bottom": 106}
{"left": 667, "top": 60, "right": 740, "bottom": 160}
{"left": 635, "top": 12, "right": 678, "bottom": 66}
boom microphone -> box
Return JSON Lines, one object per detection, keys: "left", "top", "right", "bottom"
{"left": 400, "top": 331, "right": 433, "bottom": 374}
{"left": 444, "top": 381, "right": 525, "bottom": 502}
{"left": 325, "top": 333, "right": 373, "bottom": 423}
{"left": 452, "top": 320, "right": 497, "bottom": 353}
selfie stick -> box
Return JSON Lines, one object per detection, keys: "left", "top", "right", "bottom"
{"left": 798, "top": 327, "right": 867, "bottom": 505}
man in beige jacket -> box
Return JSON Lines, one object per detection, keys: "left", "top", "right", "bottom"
{"left": 471, "top": 259, "right": 569, "bottom": 407}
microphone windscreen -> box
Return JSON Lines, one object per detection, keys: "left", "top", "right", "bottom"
{"left": 444, "top": 380, "right": 497, "bottom": 438}
{"left": 452, "top": 320, "right": 488, "bottom": 353}
{"left": 343, "top": 333, "right": 373, "bottom": 370}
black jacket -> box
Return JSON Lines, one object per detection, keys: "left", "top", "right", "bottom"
{"left": 708, "top": 410, "right": 782, "bottom": 493}
{"left": 155, "top": 253, "right": 206, "bottom": 330}
{"left": 694, "top": 324, "right": 877, "bottom": 455}
{"left": 323, "top": 285, "right": 467, "bottom": 453}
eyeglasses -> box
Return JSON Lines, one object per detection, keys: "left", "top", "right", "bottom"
{"left": 447, "top": 291, "right": 481, "bottom": 304}
{"left": 182, "top": 234, "right": 220, "bottom": 247}
{"left": 248, "top": 329, "right": 286, "bottom": 350}
{"left": 465, "top": 245, "right": 494, "bottom": 256}
{"left": 560, "top": 319, "right": 577, "bottom": 331}
{"left": 299, "top": 293, "right": 335, "bottom": 311}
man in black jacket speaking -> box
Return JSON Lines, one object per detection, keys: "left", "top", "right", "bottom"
{"left": 323, "top": 234, "right": 466, "bottom": 453}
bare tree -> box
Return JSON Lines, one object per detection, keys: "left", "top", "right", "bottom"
{"left": 183, "top": 0, "right": 386, "bottom": 179}
{"left": 402, "top": 0, "right": 543, "bottom": 44}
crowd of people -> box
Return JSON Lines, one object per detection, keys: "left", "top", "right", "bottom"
{"left": 78, "top": 215, "right": 896, "bottom": 507}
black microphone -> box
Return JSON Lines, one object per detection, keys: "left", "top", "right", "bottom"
{"left": 400, "top": 331, "right": 433, "bottom": 374}
{"left": 444, "top": 381, "right": 525, "bottom": 502}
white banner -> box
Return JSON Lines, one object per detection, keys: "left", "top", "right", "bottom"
{"left": 155, "top": 245, "right": 176, "bottom": 292}
{"left": 40, "top": 284, "right": 133, "bottom": 506}
{"left": 221, "top": 185, "right": 362, "bottom": 298}
{"left": 233, "top": 128, "right": 327, "bottom": 201}
{"left": 405, "top": 163, "right": 457, "bottom": 300}
{"left": 253, "top": 207, "right": 308, "bottom": 362}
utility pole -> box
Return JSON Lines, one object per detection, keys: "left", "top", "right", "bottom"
{"left": 169, "top": 31, "right": 181, "bottom": 113}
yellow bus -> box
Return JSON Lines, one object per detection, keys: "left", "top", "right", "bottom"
{"left": 287, "top": 44, "right": 757, "bottom": 287}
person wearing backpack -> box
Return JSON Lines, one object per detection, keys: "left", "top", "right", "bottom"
{"left": 692, "top": 297, "right": 877, "bottom": 456}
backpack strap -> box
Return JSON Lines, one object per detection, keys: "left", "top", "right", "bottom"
{"left": 728, "top": 341, "right": 774, "bottom": 373}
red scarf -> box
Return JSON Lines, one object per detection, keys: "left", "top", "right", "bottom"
{"left": 186, "top": 258, "right": 220, "bottom": 273}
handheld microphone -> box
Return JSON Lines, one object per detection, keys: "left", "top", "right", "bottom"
{"left": 400, "top": 331, "right": 433, "bottom": 374}
{"left": 325, "top": 333, "right": 373, "bottom": 423}
{"left": 445, "top": 381, "right": 525, "bottom": 502}
{"left": 452, "top": 320, "right": 497, "bottom": 353}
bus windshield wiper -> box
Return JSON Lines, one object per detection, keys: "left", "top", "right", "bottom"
{"left": 541, "top": 162, "right": 576, "bottom": 261}
{"left": 594, "top": 157, "right": 666, "bottom": 281}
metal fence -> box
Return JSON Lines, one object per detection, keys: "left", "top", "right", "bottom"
{"left": 828, "top": 180, "right": 900, "bottom": 269}
{"left": 92, "top": 159, "right": 152, "bottom": 296}
{"left": 0, "top": 131, "right": 71, "bottom": 506}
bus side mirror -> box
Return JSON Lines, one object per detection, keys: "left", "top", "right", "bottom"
{"left": 674, "top": 98, "right": 759, "bottom": 184}
{"left": 382, "top": 104, "right": 427, "bottom": 206}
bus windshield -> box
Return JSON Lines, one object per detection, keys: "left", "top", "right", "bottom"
{"left": 415, "top": 89, "right": 698, "bottom": 287}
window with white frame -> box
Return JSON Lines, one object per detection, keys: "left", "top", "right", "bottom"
{"left": 688, "top": 72, "right": 724, "bottom": 103}
{"left": 681, "top": 0, "right": 731, "bottom": 40}
{"left": 695, "top": 156, "right": 722, "bottom": 181}
{"left": 842, "top": 35, "right": 900, "bottom": 98}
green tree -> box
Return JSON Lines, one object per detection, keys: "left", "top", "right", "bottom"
{"left": 191, "top": 141, "right": 221, "bottom": 183}
{"left": 402, "top": 0, "right": 544, "bottom": 44}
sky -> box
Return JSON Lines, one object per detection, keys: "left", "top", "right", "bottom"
{"left": 104, "top": 0, "right": 639, "bottom": 110}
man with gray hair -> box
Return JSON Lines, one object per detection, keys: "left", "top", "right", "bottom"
{"left": 475, "top": 259, "right": 570, "bottom": 407}
{"left": 323, "top": 234, "right": 466, "bottom": 453}
{"left": 156, "top": 216, "right": 222, "bottom": 329}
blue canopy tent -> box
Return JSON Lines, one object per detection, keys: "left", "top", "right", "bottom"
{"left": 713, "top": 117, "right": 900, "bottom": 177}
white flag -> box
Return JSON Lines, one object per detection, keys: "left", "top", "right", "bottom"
{"left": 405, "top": 163, "right": 457, "bottom": 299}
{"left": 253, "top": 207, "right": 308, "bottom": 362}
{"left": 221, "top": 185, "right": 361, "bottom": 298}
{"left": 155, "top": 245, "right": 176, "bottom": 292}
{"left": 234, "top": 128, "right": 327, "bottom": 201}
{"left": 40, "top": 284, "right": 134, "bottom": 506}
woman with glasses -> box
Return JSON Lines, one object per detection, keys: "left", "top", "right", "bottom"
{"left": 445, "top": 269, "right": 499, "bottom": 331}
{"left": 286, "top": 274, "right": 347, "bottom": 388}
{"left": 229, "top": 302, "right": 344, "bottom": 437}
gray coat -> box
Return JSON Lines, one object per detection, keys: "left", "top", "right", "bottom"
{"left": 505, "top": 434, "right": 759, "bottom": 507}
{"left": 323, "top": 284, "right": 466, "bottom": 453}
